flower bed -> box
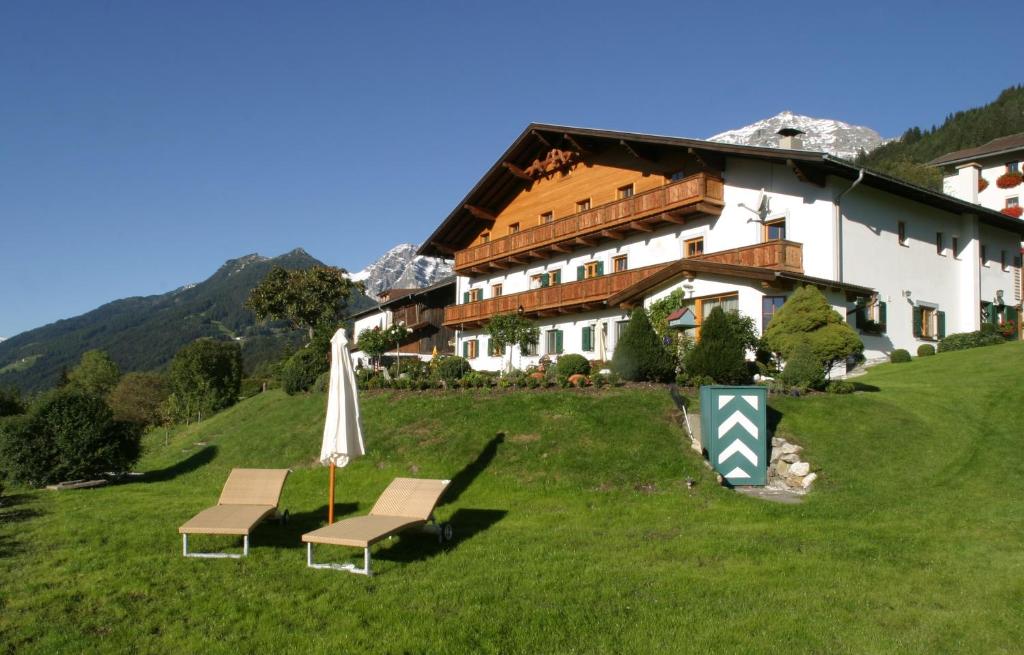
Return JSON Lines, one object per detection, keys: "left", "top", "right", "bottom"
{"left": 996, "top": 172, "right": 1022, "bottom": 188}
{"left": 1001, "top": 205, "right": 1023, "bottom": 218}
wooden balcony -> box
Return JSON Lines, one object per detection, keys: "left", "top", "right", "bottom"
{"left": 443, "top": 264, "right": 670, "bottom": 328}
{"left": 693, "top": 240, "right": 803, "bottom": 273}
{"left": 391, "top": 303, "right": 430, "bottom": 331}
{"left": 454, "top": 172, "right": 724, "bottom": 273}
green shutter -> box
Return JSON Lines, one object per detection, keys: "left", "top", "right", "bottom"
{"left": 462, "top": 340, "right": 468, "bottom": 358}
{"left": 596, "top": 261, "right": 604, "bottom": 276}
{"left": 912, "top": 307, "right": 923, "bottom": 337}
{"left": 878, "top": 301, "right": 887, "bottom": 330}
{"left": 577, "top": 265, "right": 585, "bottom": 281}
{"left": 937, "top": 311, "right": 946, "bottom": 339}
{"left": 552, "top": 270, "right": 560, "bottom": 284}
{"left": 463, "top": 291, "right": 469, "bottom": 304}
{"left": 540, "top": 273, "right": 549, "bottom": 288}
{"left": 582, "top": 326, "right": 592, "bottom": 351}
{"left": 556, "top": 330, "right": 564, "bottom": 354}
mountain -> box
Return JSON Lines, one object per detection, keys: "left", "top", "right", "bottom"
{"left": 855, "top": 85, "right": 1024, "bottom": 190}
{"left": 709, "top": 111, "right": 886, "bottom": 160}
{"left": 350, "top": 243, "right": 454, "bottom": 299}
{"left": 0, "top": 248, "right": 375, "bottom": 393}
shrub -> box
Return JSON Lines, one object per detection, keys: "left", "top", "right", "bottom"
{"left": 460, "top": 371, "right": 493, "bottom": 389}
{"left": 555, "top": 354, "right": 591, "bottom": 377}
{"left": 938, "top": 330, "right": 1005, "bottom": 352}
{"left": 917, "top": 344, "right": 936, "bottom": 357}
{"left": 436, "top": 356, "right": 471, "bottom": 383}
{"left": 108, "top": 372, "right": 170, "bottom": 428}
{"left": 780, "top": 341, "right": 826, "bottom": 389}
{"left": 0, "top": 391, "right": 140, "bottom": 487}
{"left": 890, "top": 349, "right": 912, "bottom": 363}
{"left": 684, "top": 307, "right": 750, "bottom": 384}
{"left": 826, "top": 380, "right": 856, "bottom": 394}
{"left": 313, "top": 371, "right": 331, "bottom": 393}
{"left": 689, "top": 374, "right": 715, "bottom": 388}
{"left": 612, "top": 309, "right": 674, "bottom": 382}
{"left": 762, "top": 286, "right": 863, "bottom": 375}
{"left": 67, "top": 349, "right": 121, "bottom": 398}
{"left": 281, "top": 345, "right": 330, "bottom": 395}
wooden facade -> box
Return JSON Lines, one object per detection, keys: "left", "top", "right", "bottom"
{"left": 693, "top": 240, "right": 803, "bottom": 273}
{"left": 358, "top": 280, "right": 456, "bottom": 357}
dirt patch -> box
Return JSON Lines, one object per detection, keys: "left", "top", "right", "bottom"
{"left": 633, "top": 482, "right": 658, "bottom": 494}
{"left": 508, "top": 433, "right": 541, "bottom": 444}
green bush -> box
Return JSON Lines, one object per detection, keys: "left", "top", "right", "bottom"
{"left": 612, "top": 309, "right": 674, "bottom": 382}
{"left": 0, "top": 391, "right": 140, "bottom": 487}
{"left": 281, "top": 345, "right": 330, "bottom": 395}
{"left": 460, "top": 371, "right": 494, "bottom": 389}
{"left": 684, "top": 307, "right": 750, "bottom": 385}
{"left": 761, "top": 286, "right": 863, "bottom": 373}
{"left": 917, "top": 344, "right": 936, "bottom": 357}
{"left": 826, "top": 380, "right": 856, "bottom": 394}
{"left": 436, "top": 356, "right": 472, "bottom": 383}
{"left": 890, "top": 349, "right": 912, "bottom": 363}
{"left": 555, "top": 354, "right": 591, "bottom": 377}
{"left": 780, "top": 341, "right": 826, "bottom": 389}
{"left": 689, "top": 374, "right": 715, "bottom": 388}
{"left": 313, "top": 371, "right": 331, "bottom": 393}
{"left": 938, "top": 330, "right": 1006, "bottom": 352}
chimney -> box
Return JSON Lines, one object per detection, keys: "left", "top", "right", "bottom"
{"left": 951, "top": 162, "right": 981, "bottom": 204}
{"left": 777, "top": 127, "right": 805, "bottom": 150}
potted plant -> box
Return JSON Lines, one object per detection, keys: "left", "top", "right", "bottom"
{"left": 978, "top": 177, "right": 989, "bottom": 192}
{"left": 996, "top": 171, "right": 1023, "bottom": 188}
{"left": 1001, "top": 206, "right": 1023, "bottom": 218}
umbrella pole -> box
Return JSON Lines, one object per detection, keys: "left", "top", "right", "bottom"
{"left": 328, "top": 460, "right": 336, "bottom": 524}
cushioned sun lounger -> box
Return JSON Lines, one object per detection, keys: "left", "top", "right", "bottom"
{"left": 178, "top": 468, "right": 290, "bottom": 558}
{"left": 302, "top": 477, "right": 451, "bottom": 575}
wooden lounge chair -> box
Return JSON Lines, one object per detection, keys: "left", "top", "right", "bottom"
{"left": 302, "top": 477, "right": 453, "bottom": 576}
{"left": 178, "top": 468, "right": 290, "bottom": 558}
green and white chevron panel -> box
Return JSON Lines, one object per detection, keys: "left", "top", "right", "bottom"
{"left": 699, "top": 385, "right": 767, "bottom": 486}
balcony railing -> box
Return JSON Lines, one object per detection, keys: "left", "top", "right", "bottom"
{"left": 454, "top": 172, "right": 724, "bottom": 272}
{"left": 443, "top": 263, "right": 669, "bottom": 327}
{"left": 693, "top": 240, "right": 803, "bottom": 273}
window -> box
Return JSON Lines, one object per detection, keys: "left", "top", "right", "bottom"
{"left": 936, "top": 232, "right": 944, "bottom": 255}
{"left": 684, "top": 237, "right": 705, "bottom": 257}
{"left": 521, "top": 340, "right": 538, "bottom": 356}
{"left": 1007, "top": 197, "right": 1020, "bottom": 208}
{"left": 468, "top": 288, "right": 482, "bottom": 302}
{"left": 919, "top": 307, "right": 937, "bottom": 339}
{"left": 576, "top": 198, "right": 591, "bottom": 213}
{"left": 481, "top": 233, "right": 490, "bottom": 244}
{"left": 1008, "top": 162, "right": 1020, "bottom": 174}
{"left": 532, "top": 271, "right": 560, "bottom": 288}
{"left": 612, "top": 255, "right": 628, "bottom": 273}
{"left": 464, "top": 339, "right": 479, "bottom": 359}
{"left": 492, "top": 284, "right": 503, "bottom": 297}
{"left": 898, "top": 221, "right": 907, "bottom": 245}
{"left": 981, "top": 244, "right": 988, "bottom": 266}
{"left": 580, "top": 261, "right": 602, "bottom": 280}
{"left": 677, "top": 292, "right": 740, "bottom": 340}
{"left": 548, "top": 269, "right": 561, "bottom": 285}
{"left": 489, "top": 339, "right": 505, "bottom": 357}
{"left": 614, "top": 320, "right": 629, "bottom": 344}
{"left": 508, "top": 223, "right": 520, "bottom": 235}
{"left": 530, "top": 274, "right": 543, "bottom": 289}
{"left": 539, "top": 211, "right": 553, "bottom": 224}
{"left": 670, "top": 171, "right": 687, "bottom": 182}
{"left": 952, "top": 237, "right": 960, "bottom": 260}
{"left": 618, "top": 184, "right": 634, "bottom": 199}
{"left": 545, "top": 330, "right": 563, "bottom": 355}
{"left": 581, "top": 325, "right": 595, "bottom": 352}
{"left": 762, "top": 296, "right": 786, "bottom": 331}
{"left": 764, "top": 218, "right": 786, "bottom": 241}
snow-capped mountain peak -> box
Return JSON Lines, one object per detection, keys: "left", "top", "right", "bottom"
{"left": 350, "top": 243, "right": 453, "bottom": 299}
{"left": 708, "top": 111, "right": 886, "bottom": 160}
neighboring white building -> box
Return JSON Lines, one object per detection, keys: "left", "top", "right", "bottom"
{"left": 348, "top": 278, "right": 456, "bottom": 366}
{"left": 418, "top": 124, "right": 1024, "bottom": 372}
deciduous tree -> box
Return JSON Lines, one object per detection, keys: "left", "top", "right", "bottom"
{"left": 168, "top": 339, "right": 242, "bottom": 422}
{"left": 485, "top": 313, "right": 540, "bottom": 372}
{"left": 246, "top": 266, "right": 362, "bottom": 340}
{"left": 67, "top": 349, "right": 121, "bottom": 397}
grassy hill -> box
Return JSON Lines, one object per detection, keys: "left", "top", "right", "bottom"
{"left": 856, "top": 85, "right": 1024, "bottom": 189}
{"left": 0, "top": 249, "right": 375, "bottom": 393}
{"left": 2, "top": 343, "right": 1023, "bottom": 653}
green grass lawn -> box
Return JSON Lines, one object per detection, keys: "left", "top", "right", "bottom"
{"left": 2, "top": 344, "right": 1023, "bottom": 654}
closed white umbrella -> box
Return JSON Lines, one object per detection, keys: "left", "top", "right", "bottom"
{"left": 320, "top": 329, "right": 365, "bottom": 523}
{"left": 596, "top": 321, "right": 608, "bottom": 364}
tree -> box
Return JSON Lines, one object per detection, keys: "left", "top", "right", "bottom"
{"left": 0, "top": 386, "right": 24, "bottom": 417}
{"left": 108, "top": 372, "right": 170, "bottom": 428}
{"left": 357, "top": 326, "right": 391, "bottom": 370}
{"left": 67, "top": 350, "right": 121, "bottom": 397}
{"left": 168, "top": 339, "right": 243, "bottom": 422}
{"left": 246, "top": 266, "right": 362, "bottom": 340}
{"left": 611, "top": 309, "right": 673, "bottom": 382}
{"left": 761, "top": 286, "right": 863, "bottom": 376}
{"left": 684, "top": 307, "right": 751, "bottom": 384}
{"left": 485, "top": 313, "right": 540, "bottom": 372}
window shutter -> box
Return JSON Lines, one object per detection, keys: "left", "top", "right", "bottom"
{"left": 937, "top": 311, "right": 946, "bottom": 339}
{"left": 540, "top": 273, "right": 549, "bottom": 288}
{"left": 596, "top": 261, "right": 605, "bottom": 276}
{"left": 462, "top": 340, "right": 468, "bottom": 358}
{"left": 463, "top": 291, "right": 470, "bottom": 304}
{"left": 577, "top": 265, "right": 585, "bottom": 281}
{"left": 1007, "top": 306, "right": 1019, "bottom": 325}
{"left": 912, "top": 306, "right": 923, "bottom": 337}
{"left": 854, "top": 302, "right": 865, "bottom": 328}
{"left": 582, "top": 326, "right": 592, "bottom": 351}
{"left": 556, "top": 330, "right": 564, "bottom": 354}
{"left": 878, "top": 301, "right": 887, "bottom": 329}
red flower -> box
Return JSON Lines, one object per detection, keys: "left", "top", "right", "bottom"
{"left": 1001, "top": 206, "right": 1023, "bottom": 218}
{"left": 996, "top": 172, "right": 1022, "bottom": 189}
{"left": 978, "top": 177, "right": 989, "bottom": 192}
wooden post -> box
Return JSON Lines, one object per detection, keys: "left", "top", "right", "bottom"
{"left": 328, "top": 460, "right": 336, "bottom": 524}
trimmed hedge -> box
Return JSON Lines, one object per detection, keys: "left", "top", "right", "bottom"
{"left": 555, "top": 354, "right": 591, "bottom": 377}
{"left": 917, "top": 344, "right": 936, "bottom": 357}
{"left": 437, "top": 356, "right": 471, "bottom": 383}
{"left": 780, "top": 341, "right": 826, "bottom": 389}
{"left": 938, "top": 330, "right": 1005, "bottom": 352}
{"left": 890, "top": 349, "right": 912, "bottom": 363}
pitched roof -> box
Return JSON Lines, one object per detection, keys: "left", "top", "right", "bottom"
{"left": 418, "top": 124, "right": 1024, "bottom": 258}
{"left": 928, "top": 133, "right": 1024, "bottom": 167}
{"left": 346, "top": 276, "right": 457, "bottom": 321}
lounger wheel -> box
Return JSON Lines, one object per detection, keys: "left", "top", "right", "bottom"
{"left": 440, "top": 522, "right": 453, "bottom": 543}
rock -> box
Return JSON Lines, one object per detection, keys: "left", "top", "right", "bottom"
{"left": 781, "top": 453, "right": 800, "bottom": 464}
{"left": 780, "top": 443, "right": 802, "bottom": 455}
{"left": 775, "top": 460, "right": 791, "bottom": 477}
{"left": 801, "top": 472, "right": 818, "bottom": 489}
{"left": 790, "top": 462, "right": 810, "bottom": 477}
{"left": 784, "top": 476, "right": 803, "bottom": 488}
{"left": 771, "top": 437, "right": 784, "bottom": 448}
{"left": 770, "top": 449, "right": 782, "bottom": 463}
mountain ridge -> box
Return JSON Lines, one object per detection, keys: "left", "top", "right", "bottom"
{"left": 708, "top": 110, "right": 887, "bottom": 160}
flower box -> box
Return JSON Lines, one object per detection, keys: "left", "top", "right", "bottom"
{"left": 978, "top": 177, "right": 989, "bottom": 192}
{"left": 1001, "top": 206, "right": 1023, "bottom": 218}
{"left": 996, "top": 172, "right": 1022, "bottom": 188}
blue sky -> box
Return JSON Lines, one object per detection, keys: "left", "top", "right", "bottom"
{"left": 1, "top": 1, "right": 1019, "bottom": 337}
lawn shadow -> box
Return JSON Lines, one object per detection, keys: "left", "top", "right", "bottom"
{"left": 0, "top": 493, "right": 43, "bottom": 559}
{"left": 767, "top": 405, "right": 783, "bottom": 438}
{"left": 138, "top": 446, "right": 218, "bottom": 484}
{"left": 853, "top": 382, "right": 880, "bottom": 392}
{"left": 375, "top": 508, "right": 507, "bottom": 566}
{"left": 438, "top": 433, "right": 504, "bottom": 507}
{"left": 668, "top": 385, "right": 689, "bottom": 412}
{"left": 256, "top": 502, "right": 362, "bottom": 548}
